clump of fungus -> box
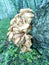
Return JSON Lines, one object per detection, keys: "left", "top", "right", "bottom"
{"left": 7, "top": 8, "right": 34, "bottom": 53}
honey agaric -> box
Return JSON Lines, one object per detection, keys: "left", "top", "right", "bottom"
{"left": 7, "top": 8, "right": 34, "bottom": 53}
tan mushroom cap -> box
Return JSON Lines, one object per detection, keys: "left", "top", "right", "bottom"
{"left": 20, "top": 8, "right": 33, "bottom": 13}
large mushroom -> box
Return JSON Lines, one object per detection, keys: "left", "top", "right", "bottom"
{"left": 7, "top": 8, "right": 34, "bottom": 53}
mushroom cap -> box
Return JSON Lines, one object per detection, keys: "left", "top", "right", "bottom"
{"left": 20, "top": 8, "right": 34, "bottom": 13}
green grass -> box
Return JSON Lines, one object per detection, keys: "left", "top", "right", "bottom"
{"left": 0, "top": 18, "right": 49, "bottom": 65}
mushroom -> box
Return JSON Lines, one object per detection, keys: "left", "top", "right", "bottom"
{"left": 7, "top": 8, "right": 34, "bottom": 53}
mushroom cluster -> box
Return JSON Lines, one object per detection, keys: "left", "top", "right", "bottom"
{"left": 7, "top": 8, "right": 34, "bottom": 53}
